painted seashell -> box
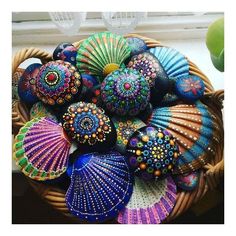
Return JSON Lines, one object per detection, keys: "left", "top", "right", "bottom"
{"left": 13, "top": 117, "right": 71, "bottom": 181}
{"left": 65, "top": 151, "right": 133, "bottom": 222}
{"left": 127, "top": 126, "right": 180, "bottom": 180}
{"left": 36, "top": 60, "right": 83, "bottom": 107}
{"left": 30, "top": 101, "right": 57, "bottom": 121}
{"left": 53, "top": 42, "right": 73, "bottom": 60}
{"left": 117, "top": 176, "right": 177, "bottom": 224}
{"left": 173, "top": 171, "right": 200, "bottom": 191}
{"left": 63, "top": 102, "right": 116, "bottom": 151}
{"left": 149, "top": 46, "right": 189, "bottom": 105}
{"left": 127, "top": 52, "right": 168, "bottom": 88}
{"left": 149, "top": 46, "right": 189, "bottom": 79}
{"left": 126, "top": 37, "right": 148, "bottom": 57}
{"left": 18, "top": 63, "right": 41, "bottom": 105}
{"left": 175, "top": 75, "right": 205, "bottom": 102}
{"left": 59, "top": 45, "right": 77, "bottom": 66}
{"left": 147, "top": 101, "right": 220, "bottom": 174}
{"left": 101, "top": 68, "right": 150, "bottom": 116}
{"left": 76, "top": 32, "right": 131, "bottom": 79}
{"left": 112, "top": 117, "right": 146, "bottom": 154}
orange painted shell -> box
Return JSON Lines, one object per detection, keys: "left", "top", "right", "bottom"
{"left": 147, "top": 101, "right": 221, "bottom": 174}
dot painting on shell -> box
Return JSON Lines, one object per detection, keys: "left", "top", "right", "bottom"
{"left": 65, "top": 151, "right": 133, "bottom": 223}
{"left": 12, "top": 30, "right": 224, "bottom": 224}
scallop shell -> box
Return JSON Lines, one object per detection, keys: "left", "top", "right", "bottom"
{"left": 117, "top": 176, "right": 177, "bottom": 224}
{"left": 13, "top": 117, "right": 71, "bottom": 181}
{"left": 76, "top": 32, "right": 131, "bottom": 80}
{"left": 147, "top": 101, "right": 220, "bottom": 174}
{"left": 65, "top": 151, "right": 133, "bottom": 223}
{"left": 149, "top": 46, "right": 189, "bottom": 79}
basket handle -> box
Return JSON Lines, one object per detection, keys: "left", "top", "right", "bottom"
{"left": 12, "top": 47, "right": 52, "bottom": 75}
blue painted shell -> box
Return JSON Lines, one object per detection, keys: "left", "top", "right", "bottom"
{"left": 65, "top": 151, "right": 133, "bottom": 222}
{"left": 147, "top": 101, "right": 220, "bottom": 174}
{"left": 149, "top": 46, "right": 189, "bottom": 79}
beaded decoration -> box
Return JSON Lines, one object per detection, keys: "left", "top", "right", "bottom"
{"left": 117, "top": 176, "right": 177, "bottom": 224}
{"left": 65, "top": 151, "right": 133, "bottom": 222}
{"left": 175, "top": 75, "right": 205, "bottom": 102}
{"left": 63, "top": 102, "right": 113, "bottom": 146}
{"left": 18, "top": 63, "right": 41, "bottom": 104}
{"left": 126, "top": 37, "right": 148, "bottom": 57}
{"left": 147, "top": 101, "right": 219, "bottom": 174}
{"left": 127, "top": 126, "right": 180, "bottom": 180}
{"left": 36, "top": 61, "right": 82, "bottom": 106}
{"left": 30, "top": 101, "right": 57, "bottom": 121}
{"left": 13, "top": 117, "right": 71, "bottom": 181}
{"left": 112, "top": 117, "right": 146, "bottom": 154}
{"left": 101, "top": 68, "right": 150, "bottom": 116}
{"left": 127, "top": 52, "right": 168, "bottom": 87}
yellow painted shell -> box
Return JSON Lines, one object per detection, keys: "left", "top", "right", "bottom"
{"left": 147, "top": 101, "right": 221, "bottom": 174}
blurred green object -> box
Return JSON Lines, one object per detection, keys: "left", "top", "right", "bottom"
{"left": 206, "top": 17, "right": 224, "bottom": 72}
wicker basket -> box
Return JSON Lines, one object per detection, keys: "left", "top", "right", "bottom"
{"left": 12, "top": 34, "right": 224, "bottom": 223}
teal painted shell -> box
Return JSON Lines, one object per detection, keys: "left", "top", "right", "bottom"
{"left": 76, "top": 32, "right": 131, "bottom": 81}
{"left": 149, "top": 46, "right": 189, "bottom": 105}
{"left": 149, "top": 46, "right": 189, "bottom": 79}
{"left": 147, "top": 101, "right": 220, "bottom": 174}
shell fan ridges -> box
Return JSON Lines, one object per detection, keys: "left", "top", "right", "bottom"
{"left": 76, "top": 32, "right": 131, "bottom": 80}
{"left": 65, "top": 151, "right": 133, "bottom": 222}
{"left": 117, "top": 176, "right": 177, "bottom": 224}
{"left": 149, "top": 46, "right": 189, "bottom": 79}
{"left": 147, "top": 101, "right": 219, "bottom": 173}
{"left": 13, "top": 117, "right": 71, "bottom": 181}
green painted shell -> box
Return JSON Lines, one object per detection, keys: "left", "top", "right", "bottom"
{"left": 13, "top": 117, "right": 71, "bottom": 181}
{"left": 76, "top": 32, "right": 131, "bottom": 81}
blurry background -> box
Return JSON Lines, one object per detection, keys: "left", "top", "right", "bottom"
{"left": 12, "top": 12, "right": 224, "bottom": 224}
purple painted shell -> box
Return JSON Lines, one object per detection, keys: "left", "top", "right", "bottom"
{"left": 117, "top": 176, "right": 177, "bottom": 224}
{"left": 13, "top": 117, "right": 71, "bottom": 181}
